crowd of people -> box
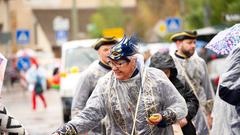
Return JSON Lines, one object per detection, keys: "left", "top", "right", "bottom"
{"left": 0, "top": 27, "right": 239, "bottom": 134}
{"left": 51, "top": 28, "right": 240, "bottom": 135}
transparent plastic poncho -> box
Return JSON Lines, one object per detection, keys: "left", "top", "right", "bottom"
{"left": 211, "top": 46, "right": 240, "bottom": 135}
{"left": 68, "top": 64, "right": 187, "bottom": 135}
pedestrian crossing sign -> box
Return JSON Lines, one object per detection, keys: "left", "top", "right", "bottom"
{"left": 55, "top": 30, "right": 68, "bottom": 45}
{"left": 166, "top": 18, "right": 181, "bottom": 32}
{"left": 16, "top": 30, "right": 30, "bottom": 45}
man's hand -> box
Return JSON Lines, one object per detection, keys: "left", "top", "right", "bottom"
{"left": 52, "top": 123, "right": 77, "bottom": 135}
{"left": 147, "top": 113, "right": 162, "bottom": 125}
{"left": 178, "top": 118, "right": 188, "bottom": 127}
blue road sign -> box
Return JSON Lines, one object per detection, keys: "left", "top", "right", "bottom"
{"left": 16, "top": 30, "right": 30, "bottom": 45}
{"left": 55, "top": 30, "right": 68, "bottom": 45}
{"left": 166, "top": 18, "right": 181, "bottom": 32}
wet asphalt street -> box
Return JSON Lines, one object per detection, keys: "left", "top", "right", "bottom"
{"left": 1, "top": 83, "right": 63, "bottom": 135}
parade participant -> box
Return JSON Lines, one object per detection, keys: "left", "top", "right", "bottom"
{"left": 0, "top": 53, "right": 27, "bottom": 135}
{"left": 52, "top": 35, "right": 187, "bottom": 135}
{"left": 170, "top": 31, "right": 215, "bottom": 135}
{"left": 211, "top": 44, "right": 240, "bottom": 134}
{"left": 71, "top": 36, "right": 118, "bottom": 134}
{"left": 150, "top": 52, "right": 199, "bottom": 135}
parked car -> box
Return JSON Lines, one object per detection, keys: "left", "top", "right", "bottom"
{"left": 60, "top": 39, "right": 98, "bottom": 122}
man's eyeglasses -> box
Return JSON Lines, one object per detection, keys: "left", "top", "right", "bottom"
{"left": 107, "top": 60, "right": 128, "bottom": 68}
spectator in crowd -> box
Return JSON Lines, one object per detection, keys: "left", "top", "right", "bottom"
{"left": 26, "top": 63, "right": 47, "bottom": 110}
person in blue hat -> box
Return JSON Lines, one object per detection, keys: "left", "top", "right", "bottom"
{"left": 52, "top": 35, "right": 187, "bottom": 135}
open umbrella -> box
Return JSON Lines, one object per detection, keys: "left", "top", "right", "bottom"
{"left": 205, "top": 23, "right": 240, "bottom": 55}
{"left": 16, "top": 48, "right": 37, "bottom": 71}
{"left": 0, "top": 53, "right": 7, "bottom": 94}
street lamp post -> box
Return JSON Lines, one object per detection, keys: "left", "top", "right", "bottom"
{"left": 71, "top": 0, "right": 79, "bottom": 40}
{"left": 179, "top": 0, "right": 185, "bottom": 29}
{"left": 203, "top": 0, "right": 210, "bottom": 27}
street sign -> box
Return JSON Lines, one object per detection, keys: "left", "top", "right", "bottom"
{"left": 53, "top": 16, "right": 70, "bottom": 31}
{"left": 16, "top": 30, "right": 30, "bottom": 45}
{"left": 55, "top": 30, "right": 68, "bottom": 45}
{"left": 166, "top": 17, "right": 181, "bottom": 32}
{"left": 0, "top": 32, "right": 11, "bottom": 44}
{"left": 103, "top": 28, "right": 124, "bottom": 38}
{"left": 53, "top": 16, "right": 69, "bottom": 45}
{"left": 225, "top": 14, "right": 240, "bottom": 22}
{"left": 154, "top": 20, "right": 167, "bottom": 37}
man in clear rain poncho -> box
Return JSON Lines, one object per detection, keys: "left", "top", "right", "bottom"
{"left": 170, "top": 31, "right": 215, "bottom": 135}
{"left": 52, "top": 35, "right": 187, "bottom": 135}
{"left": 211, "top": 44, "right": 240, "bottom": 135}
{"left": 71, "top": 37, "right": 118, "bottom": 135}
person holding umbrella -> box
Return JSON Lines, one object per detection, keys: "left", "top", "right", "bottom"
{"left": 52, "top": 35, "right": 187, "bottom": 135}
{"left": 211, "top": 44, "right": 240, "bottom": 134}
{"left": 205, "top": 23, "right": 240, "bottom": 135}
{"left": 0, "top": 53, "right": 27, "bottom": 135}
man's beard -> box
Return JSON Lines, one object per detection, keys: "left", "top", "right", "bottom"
{"left": 182, "top": 49, "right": 194, "bottom": 58}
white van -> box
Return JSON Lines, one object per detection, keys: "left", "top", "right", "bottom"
{"left": 60, "top": 39, "right": 98, "bottom": 122}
